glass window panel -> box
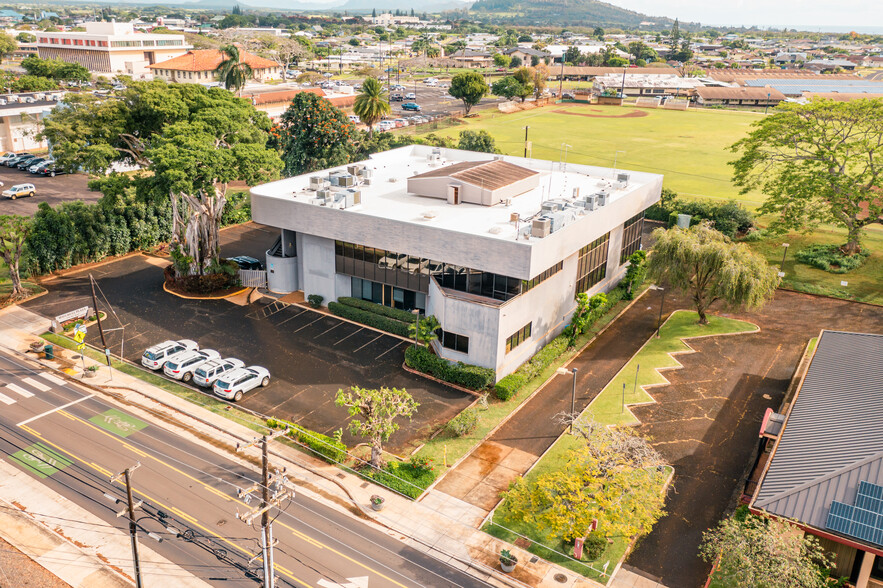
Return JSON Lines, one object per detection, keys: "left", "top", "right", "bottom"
{"left": 392, "top": 287, "right": 404, "bottom": 304}
{"left": 363, "top": 279, "right": 373, "bottom": 300}
{"left": 352, "top": 277, "right": 362, "bottom": 299}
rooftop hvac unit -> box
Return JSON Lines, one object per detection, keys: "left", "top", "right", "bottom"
{"left": 542, "top": 200, "right": 566, "bottom": 213}
{"left": 339, "top": 174, "right": 355, "bottom": 187}
{"left": 531, "top": 218, "right": 551, "bottom": 238}
{"left": 432, "top": 147, "right": 441, "bottom": 156}
{"left": 597, "top": 191, "right": 609, "bottom": 207}
{"left": 316, "top": 189, "right": 332, "bottom": 200}
{"left": 346, "top": 189, "right": 362, "bottom": 206}
{"left": 494, "top": 154, "right": 504, "bottom": 161}
{"left": 572, "top": 187, "right": 580, "bottom": 199}
{"left": 347, "top": 163, "right": 365, "bottom": 176}
{"left": 549, "top": 210, "right": 574, "bottom": 233}
{"left": 510, "top": 212, "right": 520, "bottom": 224}
{"left": 362, "top": 178, "right": 372, "bottom": 186}
{"left": 616, "top": 172, "right": 630, "bottom": 184}
{"left": 584, "top": 194, "right": 597, "bottom": 211}
{"left": 310, "top": 176, "right": 327, "bottom": 190}
{"left": 359, "top": 167, "right": 372, "bottom": 178}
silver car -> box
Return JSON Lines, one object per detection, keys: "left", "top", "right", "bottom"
{"left": 163, "top": 349, "right": 221, "bottom": 382}
{"left": 192, "top": 358, "right": 245, "bottom": 388}
{"left": 141, "top": 340, "right": 198, "bottom": 370}
{"left": 213, "top": 366, "right": 271, "bottom": 402}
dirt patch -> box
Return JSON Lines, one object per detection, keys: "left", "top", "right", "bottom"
{"left": 552, "top": 108, "right": 649, "bottom": 119}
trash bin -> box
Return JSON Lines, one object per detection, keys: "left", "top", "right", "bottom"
{"left": 44, "top": 344, "right": 54, "bottom": 360}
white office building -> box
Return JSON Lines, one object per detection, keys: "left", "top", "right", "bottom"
{"left": 250, "top": 146, "right": 661, "bottom": 379}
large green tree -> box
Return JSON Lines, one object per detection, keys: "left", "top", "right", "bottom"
{"left": 215, "top": 44, "right": 252, "bottom": 96}
{"left": 449, "top": 71, "right": 488, "bottom": 116}
{"left": 353, "top": 77, "right": 390, "bottom": 138}
{"left": 730, "top": 98, "right": 883, "bottom": 254}
{"left": 503, "top": 419, "right": 666, "bottom": 542}
{"left": 272, "top": 92, "right": 356, "bottom": 176}
{"left": 21, "top": 56, "right": 89, "bottom": 81}
{"left": 700, "top": 510, "right": 835, "bottom": 588}
{"left": 0, "top": 32, "right": 16, "bottom": 63}
{"left": 491, "top": 76, "right": 528, "bottom": 101}
{"left": 41, "top": 82, "right": 282, "bottom": 275}
{"left": 335, "top": 386, "right": 419, "bottom": 469}
{"left": 0, "top": 216, "right": 31, "bottom": 299}
{"left": 646, "top": 223, "right": 778, "bottom": 325}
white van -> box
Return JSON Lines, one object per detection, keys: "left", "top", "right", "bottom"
{"left": 423, "top": 78, "right": 438, "bottom": 86}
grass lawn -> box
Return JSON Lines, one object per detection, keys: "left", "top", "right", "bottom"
{"left": 417, "top": 103, "right": 768, "bottom": 205}
{"left": 743, "top": 225, "right": 883, "bottom": 306}
{"left": 0, "top": 261, "right": 44, "bottom": 307}
{"left": 484, "top": 309, "right": 756, "bottom": 581}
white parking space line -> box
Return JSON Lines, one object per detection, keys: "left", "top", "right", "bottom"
{"left": 21, "top": 377, "right": 50, "bottom": 392}
{"left": 0, "top": 392, "right": 14, "bottom": 405}
{"left": 333, "top": 328, "right": 363, "bottom": 346}
{"left": 293, "top": 316, "right": 325, "bottom": 333}
{"left": 353, "top": 334, "right": 384, "bottom": 353}
{"left": 6, "top": 384, "right": 33, "bottom": 398}
{"left": 275, "top": 308, "right": 310, "bottom": 327}
{"left": 375, "top": 340, "right": 405, "bottom": 360}
{"left": 17, "top": 394, "right": 95, "bottom": 427}
{"left": 38, "top": 372, "right": 66, "bottom": 387}
{"left": 315, "top": 322, "right": 344, "bottom": 338}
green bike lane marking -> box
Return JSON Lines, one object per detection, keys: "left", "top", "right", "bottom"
{"left": 89, "top": 408, "right": 148, "bottom": 438}
{"left": 8, "top": 442, "right": 74, "bottom": 479}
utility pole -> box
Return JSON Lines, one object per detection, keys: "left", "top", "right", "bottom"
{"left": 89, "top": 274, "right": 111, "bottom": 371}
{"left": 111, "top": 463, "right": 143, "bottom": 588}
{"left": 235, "top": 429, "right": 293, "bottom": 588}
{"left": 557, "top": 54, "right": 564, "bottom": 99}
{"left": 523, "top": 125, "right": 529, "bottom": 158}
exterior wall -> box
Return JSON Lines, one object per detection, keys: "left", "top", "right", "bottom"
{"left": 427, "top": 279, "right": 501, "bottom": 370}
{"left": 0, "top": 111, "right": 49, "bottom": 152}
{"left": 37, "top": 46, "right": 185, "bottom": 74}
{"left": 298, "top": 234, "right": 337, "bottom": 304}
{"left": 152, "top": 66, "right": 280, "bottom": 84}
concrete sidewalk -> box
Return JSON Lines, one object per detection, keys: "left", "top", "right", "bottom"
{"left": 1, "top": 305, "right": 605, "bottom": 588}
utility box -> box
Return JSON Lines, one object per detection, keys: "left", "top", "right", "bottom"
{"left": 677, "top": 214, "right": 692, "bottom": 229}
{"left": 531, "top": 218, "right": 551, "bottom": 238}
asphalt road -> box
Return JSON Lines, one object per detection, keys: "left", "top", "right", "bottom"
{"left": 0, "top": 166, "right": 97, "bottom": 216}
{"left": 0, "top": 349, "right": 490, "bottom": 588}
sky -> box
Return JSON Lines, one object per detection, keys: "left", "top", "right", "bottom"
{"left": 608, "top": 0, "right": 883, "bottom": 30}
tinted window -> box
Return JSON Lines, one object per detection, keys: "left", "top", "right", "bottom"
{"left": 144, "top": 351, "right": 157, "bottom": 361}
{"left": 166, "top": 362, "right": 179, "bottom": 370}
{"left": 195, "top": 368, "right": 207, "bottom": 377}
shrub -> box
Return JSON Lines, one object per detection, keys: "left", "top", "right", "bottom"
{"left": 307, "top": 294, "right": 324, "bottom": 308}
{"left": 583, "top": 533, "right": 607, "bottom": 560}
{"left": 404, "top": 345, "right": 496, "bottom": 390}
{"left": 794, "top": 244, "right": 869, "bottom": 274}
{"left": 447, "top": 407, "right": 480, "bottom": 436}
{"left": 494, "top": 373, "right": 525, "bottom": 401}
{"left": 364, "top": 459, "right": 437, "bottom": 499}
{"left": 328, "top": 301, "right": 411, "bottom": 337}
{"left": 267, "top": 417, "right": 347, "bottom": 463}
{"left": 337, "top": 297, "right": 416, "bottom": 322}
{"left": 220, "top": 191, "right": 252, "bottom": 226}
{"left": 647, "top": 189, "right": 754, "bottom": 238}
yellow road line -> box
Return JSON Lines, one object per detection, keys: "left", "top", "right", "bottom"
{"left": 90, "top": 462, "right": 112, "bottom": 477}
{"left": 19, "top": 424, "right": 41, "bottom": 437}
{"left": 168, "top": 507, "right": 198, "bottom": 525}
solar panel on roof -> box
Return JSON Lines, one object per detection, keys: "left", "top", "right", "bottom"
{"left": 825, "top": 481, "right": 883, "bottom": 546}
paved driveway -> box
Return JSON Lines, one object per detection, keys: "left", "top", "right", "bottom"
{"left": 0, "top": 168, "right": 97, "bottom": 216}
{"left": 22, "top": 224, "right": 473, "bottom": 452}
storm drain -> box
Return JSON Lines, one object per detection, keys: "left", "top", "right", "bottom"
{"left": 554, "top": 573, "right": 568, "bottom": 583}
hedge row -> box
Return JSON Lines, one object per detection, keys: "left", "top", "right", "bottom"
{"left": 645, "top": 191, "right": 754, "bottom": 238}
{"left": 267, "top": 417, "right": 347, "bottom": 464}
{"left": 336, "top": 297, "right": 416, "bottom": 323}
{"left": 327, "top": 301, "right": 410, "bottom": 337}
{"left": 494, "top": 286, "right": 626, "bottom": 401}
{"left": 404, "top": 345, "right": 496, "bottom": 391}
{"left": 363, "top": 460, "right": 437, "bottom": 499}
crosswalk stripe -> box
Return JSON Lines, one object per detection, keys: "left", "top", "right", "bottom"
{"left": 0, "top": 392, "right": 14, "bottom": 405}
{"left": 21, "top": 377, "right": 50, "bottom": 392}
{"left": 38, "top": 373, "right": 66, "bottom": 387}
{"left": 5, "top": 384, "right": 33, "bottom": 398}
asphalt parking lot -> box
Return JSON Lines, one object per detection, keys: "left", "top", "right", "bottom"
{"left": 0, "top": 165, "right": 97, "bottom": 216}
{"left": 23, "top": 223, "right": 473, "bottom": 453}
{"left": 387, "top": 83, "right": 506, "bottom": 118}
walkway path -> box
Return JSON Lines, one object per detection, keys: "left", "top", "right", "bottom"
{"left": 434, "top": 288, "right": 678, "bottom": 511}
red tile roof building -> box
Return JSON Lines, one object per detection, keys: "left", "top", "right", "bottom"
{"left": 148, "top": 49, "right": 281, "bottom": 84}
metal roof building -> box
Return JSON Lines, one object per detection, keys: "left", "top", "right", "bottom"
{"left": 752, "top": 330, "right": 883, "bottom": 586}
{"left": 743, "top": 78, "right": 883, "bottom": 96}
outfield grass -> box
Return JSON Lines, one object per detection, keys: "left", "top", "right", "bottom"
{"left": 419, "top": 103, "right": 768, "bottom": 205}
{"left": 484, "top": 310, "right": 756, "bottom": 580}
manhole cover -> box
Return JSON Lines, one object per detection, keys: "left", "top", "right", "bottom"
{"left": 337, "top": 472, "right": 346, "bottom": 479}
{"left": 216, "top": 519, "right": 226, "bottom": 527}
{"left": 554, "top": 573, "right": 568, "bottom": 583}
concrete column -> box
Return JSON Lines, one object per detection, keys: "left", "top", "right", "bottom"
{"left": 857, "top": 550, "right": 876, "bottom": 588}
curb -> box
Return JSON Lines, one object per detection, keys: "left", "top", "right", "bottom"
{"left": 162, "top": 282, "right": 249, "bottom": 300}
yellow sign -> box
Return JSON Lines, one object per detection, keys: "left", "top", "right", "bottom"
{"left": 73, "top": 329, "right": 86, "bottom": 351}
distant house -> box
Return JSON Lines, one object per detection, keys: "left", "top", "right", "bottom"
{"left": 774, "top": 52, "right": 808, "bottom": 65}
{"left": 750, "top": 331, "right": 883, "bottom": 588}
{"left": 448, "top": 49, "right": 492, "bottom": 68}
{"left": 0, "top": 9, "right": 23, "bottom": 21}
{"left": 148, "top": 49, "right": 281, "bottom": 84}
{"left": 503, "top": 47, "right": 549, "bottom": 64}
{"left": 805, "top": 58, "right": 857, "bottom": 71}
{"left": 694, "top": 86, "right": 785, "bottom": 107}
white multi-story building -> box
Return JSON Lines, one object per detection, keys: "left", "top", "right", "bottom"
{"left": 250, "top": 146, "right": 661, "bottom": 379}
{"left": 35, "top": 21, "right": 191, "bottom": 75}
{"left": 0, "top": 92, "right": 65, "bottom": 152}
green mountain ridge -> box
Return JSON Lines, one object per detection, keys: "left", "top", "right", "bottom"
{"left": 469, "top": 0, "right": 679, "bottom": 28}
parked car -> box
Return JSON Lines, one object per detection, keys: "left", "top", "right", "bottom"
{"left": 401, "top": 102, "right": 421, "bottom": 112}
{"left": 33, "top": 162, "right": 64, "bottom": 177}
{"left": 0, "top": 152, "right": 16, "bottom": 165}
{"left": 390, "top": 93, "right": 404, "bottom": 102}
{"left": 323, "top": 72, "right": 334, "bottom": 78}
{"left": 28, "top": 159, "right": 50, "bottom": 173}
{"left": 377, "top": 120, "right": 395, "bottom": 132}
{"left": 348, "top": 114, "right": 361, "bottom": 124}
{"left": 192, "top": 358, "right": 245, "bottom": 388}
{"left": 141, "top": 340, "right": 198, "bottom": 370}
{"left": 405, "top": 92, "right": 416, "bottom": 100}
{"left": 393, "top": 118, "right": 408, "bottom": 128}
{"left": 228, "top": 255, "right": 263, "bottom": 270}
{"left": 163, "top": 349, "right": 221, "bottom": 382}
{"left": 213, "top": 366, "right": 271, "bottom": 401}
{"left": 21, "top": 157, "right": 45, "bottom": 171}
{"left": 2, "top": 183, "right": 35, "bottom": 200}
{"left": 6, "top": 153, "right": 34, "bottom": 167}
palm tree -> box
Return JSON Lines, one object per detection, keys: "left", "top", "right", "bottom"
{"left": 353, "top": 77, "right": 391, "bottom": 138}
{"left": 215, "top": 44, "right": 253, "bottom": 96}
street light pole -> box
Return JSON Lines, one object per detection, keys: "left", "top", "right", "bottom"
{"left": 781, "top": 242, "right": 790, "bottom": 270}
{"left": 523, "top": 125, "right": 529, "bottom": 158}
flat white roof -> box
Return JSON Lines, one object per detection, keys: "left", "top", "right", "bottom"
{"left": 251, "top": 145, "right": 662, "bottom": 245}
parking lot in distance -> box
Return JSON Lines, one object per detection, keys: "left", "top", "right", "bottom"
{"left": 0, "top": 164, "right": 97, "bottom": 216}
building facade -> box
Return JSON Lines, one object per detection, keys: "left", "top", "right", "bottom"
{"left": 0, "top": 92, "right": 65, "bottom": 152}
{"left": 250, "top": 146, "right": 661, "bottom": 379}
{"left": 148, "top": 49, "right": 281, "bottom": 84}
{"left": 35, "top": 21, "right": 190, "bottom": 75}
